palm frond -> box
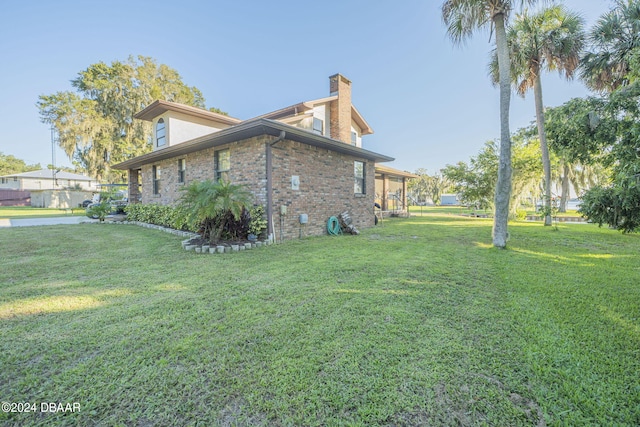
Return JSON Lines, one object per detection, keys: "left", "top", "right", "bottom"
{"left": 580, "top": 0, "right": 640, "bottom": 92}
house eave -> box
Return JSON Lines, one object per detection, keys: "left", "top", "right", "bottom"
{"left": 112, "top": 119, "right": 393, "bottom": 171}
{"left": 134, "top": 99, "right": 242, "bottom": 125}
{"left": 352, "top": 105, "right": 373, "bottom": 135}
{"left": 374, "top": 165, "right": 418, "bottom": 179}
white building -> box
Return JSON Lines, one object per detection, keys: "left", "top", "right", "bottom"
{"left": 0, "top": 169, "right": 98, "bottom": 191}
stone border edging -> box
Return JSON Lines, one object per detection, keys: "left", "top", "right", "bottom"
{"left": 99, "top": 219, "right": 272, "bottom": 253}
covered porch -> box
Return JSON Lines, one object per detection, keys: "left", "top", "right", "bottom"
{"left": 374, "top": 165, "right": 417, "bottom": 217}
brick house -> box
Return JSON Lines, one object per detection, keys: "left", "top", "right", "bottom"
{"left": 113, "top": 74, "right": 412, "bottom": 241}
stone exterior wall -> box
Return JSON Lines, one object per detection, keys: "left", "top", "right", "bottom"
{"left": 138, "top": 134, "right": 375, "bottom": 240}
{"left": 270, "top": 139, "right": 375, "bottom": 240}
{"left": 140, "top": 136, "right": 268, "bottom": 206}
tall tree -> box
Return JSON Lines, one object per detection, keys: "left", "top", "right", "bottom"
{"left": 580, "top": 0, "right": 640, "bottom": 93}
{"left": 551, "top": 50, "right": 640, "bottom": 231}
{"left": 490, "top": 5, "right": 584, "bottom": 225}
{"left": 408, "top": 169, "right": 452, "bottom": 205}
{"left": 442, "top": 131, "right": 543, "bottom": 213}
{"left": 442, "top": 0, "right": 542, "bottom": 247}
{"left": 407, "top": 169, "right": 431, "bottom": 204}
{"left": 37, "top": 56, "right": 218, "bottom": 182}
{"left": 0, "top": 152, "right": 41, "bottom": 176}
{"left": 555, "top": 159, "right": 608, "bottom": 211}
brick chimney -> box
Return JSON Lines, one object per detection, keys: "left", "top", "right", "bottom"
{"left": 329, "top": 74, "right": 352, "bottom": 144}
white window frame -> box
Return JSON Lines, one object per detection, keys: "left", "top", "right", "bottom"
{"left": 178, "top": 158, "right": 186, "bottom": 183}
{"left": 214, "top": 149, "right": 230, "bottom": 182}
{"left": 354, "top": 161, "right": 365, "bottom": 195}
{"left": 153, "top": 165, "right": 161, "bottom": 194}
{"left": 156, "top": 118, "right": 166, "bottom": 147}
{"left": 313, "top": 117, "right": 323, "bottom": 135}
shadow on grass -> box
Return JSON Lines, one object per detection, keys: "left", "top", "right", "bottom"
{"left": 0, "top": 287, "right": 132, "bottom": 319}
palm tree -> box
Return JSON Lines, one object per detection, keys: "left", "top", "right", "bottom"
{"left": 442, "top": 0, "right": 543, "bottom": 247}
{"left": 580, "top": 0, "right": 640, "bottom": 93}
{"left": 490, "top": 5, "right": 585, "bottom": 225}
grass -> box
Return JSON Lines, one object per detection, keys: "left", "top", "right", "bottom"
{"left": 0, "top": 206, "right": 84, "bottom": 219}
{"left": 1, "top": 214, "right": 639, "bottom": 426}
{"left": 409, "top": 205, "right": 584, "bottom": 218}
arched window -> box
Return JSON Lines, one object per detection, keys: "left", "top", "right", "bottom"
{"left": 156, "top": 118, "right": 166, "bottom": 147}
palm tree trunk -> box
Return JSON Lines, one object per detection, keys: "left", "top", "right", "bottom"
{"left": 492, "top": 12, "right": 512, "bottom": 248}
{"left": 560, "top": 162, "right": 570, "bottom": 212}
{"left": 533, "top": 72, "right": 552, "bottom": 225}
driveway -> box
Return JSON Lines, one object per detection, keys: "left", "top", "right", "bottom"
{"left": 0, "top": 216, "right": 97, "bottom": 227}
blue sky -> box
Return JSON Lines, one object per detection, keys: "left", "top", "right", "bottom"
{"left": 0, "top": 0, "right": 615, "bottom": 177}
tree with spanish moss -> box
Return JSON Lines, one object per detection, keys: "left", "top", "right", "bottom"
{"left": 37, "top": 56, "right": 223, "bottom": 182}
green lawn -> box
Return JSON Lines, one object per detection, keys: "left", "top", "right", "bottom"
{"left": 1, "top": 215, "right": 638, "bottom": 426}
{"left": 409, "top": 205, "right": 583, "bottom": 218}
{"left": 0, "top": 206, "right": 84, "bottom": 219}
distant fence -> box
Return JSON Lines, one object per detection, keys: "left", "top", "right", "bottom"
{"left": 30, "top": 190, "right": 93, "bottom": 209}
{"left": 0, "top": 189, "right": 30, "bottom": 206}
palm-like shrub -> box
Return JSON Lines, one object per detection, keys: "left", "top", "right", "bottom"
{"left": 86, "top": 200, "right": 112, "bottom": 222}
{"left": 179, "top": 179, "right": 253, "bottom": 243}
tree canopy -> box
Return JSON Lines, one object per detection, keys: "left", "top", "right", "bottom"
{"left": 0, "top": 152, "right": 41, "bottom": 176}
{"left": 407, "top": 169, "right": 452, "bottom": 205}
{"left": 548, "top": 23, "right": 640, "bottom": 231}
{"left": 37, "top": 56, "right": 222, "bottom": 182}
{"left": 442, "top": 129, "right": 543, "bottom": 214}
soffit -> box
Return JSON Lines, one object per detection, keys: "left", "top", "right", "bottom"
{"left": 134, "top": 100, "right": 242, "bottom": 125}
{"left": 112, "top": 119, "right": 393, "bottom": 170}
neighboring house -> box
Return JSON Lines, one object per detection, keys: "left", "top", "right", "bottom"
{"left": 0, "top": 169, "right": 98, "bottom": 191}
{"left": 440, "top": 194, "right": 460, "bottom": 206}
{"left": 113, "top": 74, "right": 411, "bottom": 241}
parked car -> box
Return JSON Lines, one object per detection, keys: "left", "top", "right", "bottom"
{"left": 85, "top": 190, "right": 128, "bottom": 218}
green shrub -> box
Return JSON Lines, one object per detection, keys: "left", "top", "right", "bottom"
{"left": 124, "top": 204, "right": 196, "bottom": 232}
{"left": 248, "top": 205, "right": 267, "bottom": 237}
{"left": 86, "top": 201, "right": 111, "bottom": 222}
{"left": 514, "top": 209, "right": 527, "bottom": 221}
{"left": 580, "top": 184, "right": 640, "bottom": 233}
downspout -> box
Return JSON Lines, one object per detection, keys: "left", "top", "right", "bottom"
{"left": 266, "top": 131, "right": 286, "bottom": 242}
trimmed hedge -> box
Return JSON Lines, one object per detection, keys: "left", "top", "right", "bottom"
{"left": 124, "top": 203, "right": 269, "bottom": 238}
{"left": 124, "top": 204, "right": 196, "bottom": 232}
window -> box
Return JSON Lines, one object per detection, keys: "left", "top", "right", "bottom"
{"left": 1, "top": 178, "right": 7, "bottom": 184}
{"left": 313, "top": 117, "right": 323, "bottom": 135}
{"left": 153, "top": 165, "right": 161, "bottom": 194}
{"left": 214, "top": 149, "right": 230, "bottom": 182}
{"left": 178, "top": 159, "right": 186, "bottom": 183}
{"left": 156, "top": 118, "right": 166, "bottom": 147}
{"left": 354, "top": 161, "right": 365, "bottom": 194}
{"left": 351, "top": 131, "right": 357, "bottom": 145}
